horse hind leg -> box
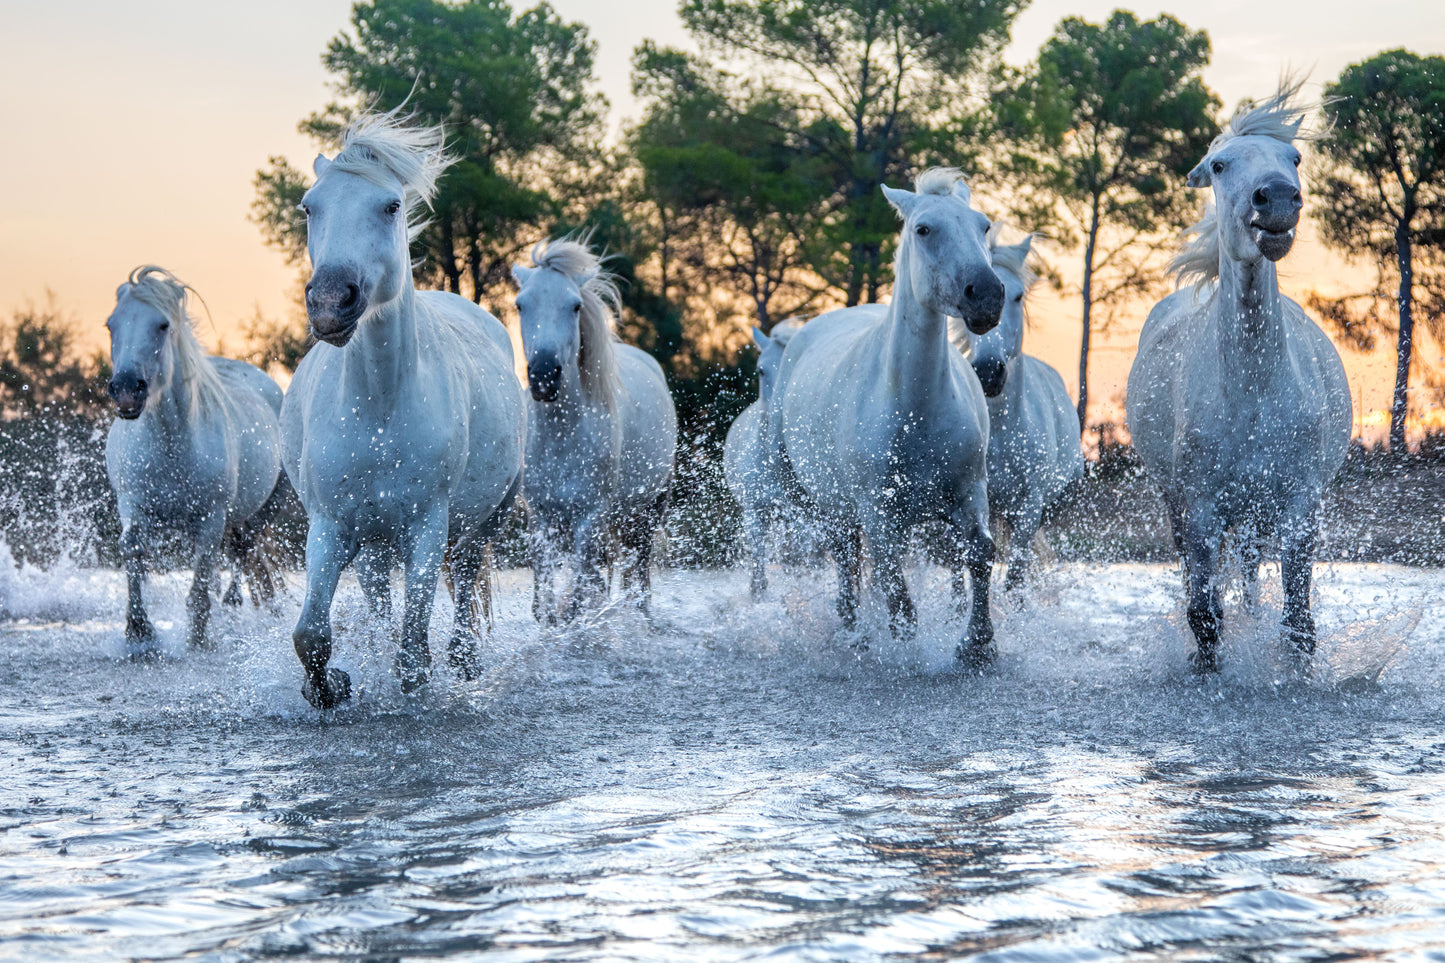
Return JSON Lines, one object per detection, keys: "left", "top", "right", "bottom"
{"left": 830, "top": 523, "right": 864, "bottom": 632}
{"left": 186, "top": 522, "right": 225, "bottom": 649}
{"left": 625, "top": 491, "right": 669, "bottom": 618}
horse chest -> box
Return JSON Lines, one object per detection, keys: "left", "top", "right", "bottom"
{"left": 304, "top": 411, "right": 458, "bottom": 531}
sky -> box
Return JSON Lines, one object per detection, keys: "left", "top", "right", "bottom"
{"left": 1, "top": 0, "right": 1442, "bottom": 434}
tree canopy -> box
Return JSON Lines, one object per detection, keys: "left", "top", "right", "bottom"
{"left": 993, "top": 9, "right": 1217, "bottom": 428}
{"left": 1311, "top": 49, "right": 1445, "bottom": 450}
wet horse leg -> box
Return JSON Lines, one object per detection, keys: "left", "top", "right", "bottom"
{"left": 1280, "top": 509, "right": 1319, "bottom": 658}
{"left": 186, "top": 518, "right": 225, "bottom": 649}
{"left": 830, "top": 523, "right": 863, "bottom": 631}
{"left": 742, "top": 501, "right": 769, "bottom": 599}
{"left": 120, "top": 519, "right": 158, "bottom": 659}
{"left": 864, "top": 513, "right": 914, "bottom": 640}
{"left": 293, "top": 516, "right": 357, "bottom": 709}
{"left": 1002, "top": 499, "right": 1045, "bottom": 592}
{"left": 951, "top": 486, "right": 996, "bottom": 665}
{"left": 446, "top": 536, "right": 488, "bottom": 680}
{"left": 624, "top": 491, "right": 668, "bottom": 617}
{"left": 355, "top": 542, "right": 395, "bottom": 627}
{"left": 1182, "top": 503, "right": 1225, "bottom": 672}
{"left": 395, "top": 504, "right": 449, "bottom": 694}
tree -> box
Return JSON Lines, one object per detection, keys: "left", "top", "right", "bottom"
{"left": 630, "top": 41, "right": 832, "bottom": 334}
{"left": 677, "top": 0, "right": 1024, "bottom": 306}
{"left": 0, "top": 300, "right": 110, "bottom": 417}
{"left": 993, "top": 10, "right": 1217, "bottom": 428}
{"left": 1311, "top": 50, "right": 1445, "bottom": 452}
{"left": 252, "top": 0, "right": 606, "bottom": 312}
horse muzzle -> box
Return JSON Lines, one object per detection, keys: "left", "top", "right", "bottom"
{"left": 306, "top": 269, "right": 367, "bottom": 346}
{"left": 1250, "top": 179, "right": 1301, "bottom": 262}
{"left": 956, "top": 272, "right": 1005, "bottom": 335}
{"left": 108, "top": 376, "right": 148, "bottom": 419}
{"left": 528, "top": 360, "right": 561, "bottom": 403}
{"left": 973, "top": 356, "right": 1007, "bottom": 398}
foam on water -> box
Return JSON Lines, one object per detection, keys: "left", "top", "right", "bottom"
{"left": 2, "top": 551, "right": 1444, "bottom": 960}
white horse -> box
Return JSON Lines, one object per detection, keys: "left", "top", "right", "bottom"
{"left": 771, "top": 169, "right": 1004, "bottom": 661}
{"left": 512, "top": 237, "right": 676, "bottom": 620}
{"left": 105, "top": 266, "right": 285, "bottom": 656}
{"left": 283, "top": 111, "right": 526, "bottom": 708}
{"left": 1126, "top": 81, "right": 1351, "bottom": 671}
{"left": 950, "top": 233, "right": 1083, "bottom": 590}
{"left": 724, "top": 320, "right": 801, "bottom": 597}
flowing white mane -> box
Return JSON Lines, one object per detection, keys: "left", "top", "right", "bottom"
{"left": 117, "top": 266, "right": 226, "bottom": 416}
{"left": 1172, "top": 77, "right": 1313, "bottom": 289}
{"left": 530, "top": 235, "right": 621, "bottom": 412}
{"left": 329, "top": 107, "right": 454, "bottom": 243}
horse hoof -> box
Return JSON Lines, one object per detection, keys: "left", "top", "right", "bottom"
{"left": 955, "top": 641, "right": 996, "bottom": 668}
{"left": 448, "top": 645, "right": 481, "bottom": 682}
{"left": 394, "top": 648, "right": 431, "bottom": 694}
{"left": 1189, "top": 648, "right": 1221, "bottom": 674}
{"left": 302, "top": 667, "right": 352, "bottom": 710}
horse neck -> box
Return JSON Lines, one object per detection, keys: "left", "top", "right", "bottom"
{"left": 883, "top": 244, "right": 951, "bottom": 407}
{"left": 144, "top": 348, "right": 203, "bottom": 442}
{"left": 342, "top": 282, "right": 421, "bottom": 407}
{"left": 1214, "top": 245, "right": 1287, "bottom": 386}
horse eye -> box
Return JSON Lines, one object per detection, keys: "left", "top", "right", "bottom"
{"left": 158, "top": 322, "right": 170, "bottom": 332}
{"left": 1211, "top": 161, "right": 1225, "bottom": 175}
{"left": 573, "top": 302, "right": 582, "bottom": 314}
{"left": 384, "top": 200, "right": 401, "bottom": 216}
{"left": 916, "top": 225, "right": 931, "bottom": 237}
{"left": 299, "top": 204, "right": 311, "bottom": 217}
{"left": 1013, "top": 294, "right": 1023, "bottom": 303}
{"left": 1293, "top": 153, "right": 1302, "bottom": 167}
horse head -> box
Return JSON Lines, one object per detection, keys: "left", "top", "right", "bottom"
{"left": 750, "top": 320, "right": 801, "bottom": 405}
{"left": 106, "top": 267, "right": 187, "bottom": 418}
{"left": 300, "top": 111, "right": 451, "bottom": 347}
{"left": 1186, "top": 83, "right": 1309, "bottom": 267}
{"left": 968, "top": 233, "right": 1035, "bottom": 399}
{"left": 881, "top": 170, "right": 1002, "bottom": 335}
{"left": 513, "top": 237, "right": 619, "bottom": 407}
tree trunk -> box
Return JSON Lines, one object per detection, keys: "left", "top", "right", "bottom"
{"left": 1389, "top": 214, "right": 1414, "bottom": 453}
{"left": 1077, "top": 200, "right": 1101, "bottom": 432}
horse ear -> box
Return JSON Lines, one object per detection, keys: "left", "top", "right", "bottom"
{"left": 511, "top": 264, "right": 534, "bottom": 287}
{"left": 751, "top": 326, "right": 769, "bottom": 350}
{"left": 1186, "top": 160, "right": 1210, "bottom": 189}
{"left": 1017, "top": 234, "right": 1034, "bottom": 256}
{"left": 313, "top": 154, "right": 331, "bottom": 178}
{"left": 881, "top": 184, "right": 918, "bottom": 219}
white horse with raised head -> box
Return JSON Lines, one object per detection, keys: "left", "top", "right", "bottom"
{"left": 724, "top": 320, "right": 801, "bottom": 597}
{"left": 950, "top": 233, "right": 1084, "bottom": 590}
{"left": 1126, "top": 81, "right": 1351, "bottom": 671}
{"left": 512, "top": 236, "right": 676, "bottom": 621}
{"left": 105, "top": 266, "right": 285, "bottom": 656}
{"left": 771, "top": 169, "right": 1004, "bottom": 662}
{"left": 283, "top": 110, "right": 526, "bottom": 708}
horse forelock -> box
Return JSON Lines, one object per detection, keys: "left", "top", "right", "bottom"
{"left": 530, "top": 235, "right": 621, "bottom": 412}
{"left": 119, "top": 266, "right": 227, "bottom": 417}
{"left": 987, "top": 229, "right": 1038, "bottom": 294}
{"left": 914, "top": 166, "right": 969, "bottom": 200}
{"left": 328, "top": 107, "right": 455, "bottom": 244}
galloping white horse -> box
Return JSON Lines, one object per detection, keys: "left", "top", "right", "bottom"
{"left": 513, "top": 237, "right": 676, "bottom": 620}
{"left": 950, "top": 233, "right": 1083, "bottom": 589}
{"left": 105, "top": 266, "right": 284, "bottom": 656}
{"left": 1126, "top": 81, "right": 1351, "bottom": 671}
{"left": 284, "top": 111, "right": 526, "bottom": 708}
{"left": 724, "top": 320, "right": 801, "bottom": 597}
{"left": 771, "top": 169, "right": 1004, "bottom": 661}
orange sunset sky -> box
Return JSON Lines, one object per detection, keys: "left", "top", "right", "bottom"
{"left": 2, "top": 0, "right": 1443, "bottom": 439}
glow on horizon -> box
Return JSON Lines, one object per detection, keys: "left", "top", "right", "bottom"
{"left": 1, "top": 0, "right": 1441, "bottom": 436}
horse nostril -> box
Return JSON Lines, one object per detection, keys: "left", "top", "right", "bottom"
{"left": 1291, "top": 190, "right": 1302, "bottom": 206}
{"left": 339, "top": 284, "right": 359, "bottom": 309}
{"left": 107, "top": 380, "right": 119, "bottom": 399}
{"left": 135, "top": 379, "right": 147, "bottom": 394}
{"left": 1253, "top": 187, "right": 1270, "bottom": 208}
{"left": 964, "top": 284, "right": 976, "bottom": 301}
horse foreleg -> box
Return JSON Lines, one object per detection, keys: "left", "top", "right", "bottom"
{"left": 396, "top": 506, "right": 448, "bottom": 695}
{"left": 1002, "top": 500, "right": 1045, "bottom": 593}
{"left": 626, "top": 491, "right": 667, "bottom": 617}
{"left": 446, "top": 537, "right": 488, "bottom": 681}
{"left": 1182, "top": 504, "right": 1225, "bottom": 672}
{"left": 120, "top": 520, "right": 158, "bottom": 660}
{"left": 185, "top": 519, "right": 225, "bottom": 649}
{"left": 1280, "top": 511, "right": 1320, "bottom": 659}
{"left": 293, "top": 517, "right": 356, "bottom": 710}
{"left": 742, "top": 502, "right": 769, "bottom": 599}
{"left": 567, "top": 515, "right": 608, "bottom": 620}
{"left": 951, "top": 489, "right": 996, "bottom": 666}
{"left": 830, "top": 524, "right": 863, "bottom": 631}
{"left": 864, "top": 517, "right": 914, "bottom": 640}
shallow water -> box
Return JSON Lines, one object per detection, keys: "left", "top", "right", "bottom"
{"left": 2, "top": 557, "right": 1444, "bottom": 961}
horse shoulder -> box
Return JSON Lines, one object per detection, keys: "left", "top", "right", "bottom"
{"left": 614, "top": 344, "right": 677, "bottom": 482}
{"left": 211, "top": 357, "right": 284, "bottom": 417}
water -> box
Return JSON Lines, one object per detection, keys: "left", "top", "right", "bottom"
{"left": 2, "top": 556, "right": 1444, "bottom": 961}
